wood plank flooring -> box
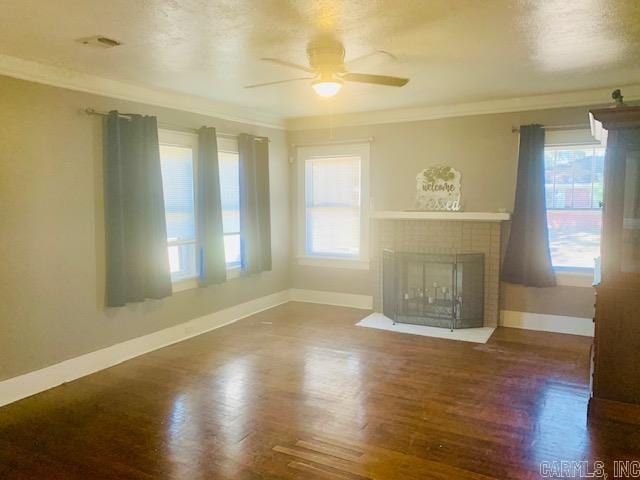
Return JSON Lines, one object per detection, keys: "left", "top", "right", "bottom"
{"left": 1, "top": 302, "right": 638, "bottom": 479}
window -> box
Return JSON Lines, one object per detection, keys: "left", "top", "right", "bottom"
{"left": 159, "top": 131, "right": 198, "bottom": 282}
{"left": 297, "top": 143, "right": 369, "bottom": 268}
{"left": 218, "top": 137, "right": 241, "bottom": 268}
{"left": 544, "top": 144, "right": 605, "bottom": 271}
{"left": 159, "top": 130, "right": 241, "bottom": 285}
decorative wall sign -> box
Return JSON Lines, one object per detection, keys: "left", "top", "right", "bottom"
{"left": 414, "top": 165, "right": 462, "bottom": 211}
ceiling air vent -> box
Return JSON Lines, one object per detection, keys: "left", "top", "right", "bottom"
{"left": 77, "top": 36, "right": 122, "bottom": 49}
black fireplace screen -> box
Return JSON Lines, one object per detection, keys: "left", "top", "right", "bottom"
{"left": 382, "top": 250, "right": 484, "bottom": 330}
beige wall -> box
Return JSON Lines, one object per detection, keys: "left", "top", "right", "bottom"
{"left": 0, "top": 75, "right": 290, "bottom": 381}
{"left": 0, "top": 74, "right": 599, "bottom": 381}
{"left": 501, "top": 283, "right": 595, "bottom": 318}
{"left": 288, "top": 106, "right": 597, "bottom": 319}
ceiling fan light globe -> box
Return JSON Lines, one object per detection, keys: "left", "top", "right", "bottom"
{"left": 312, "top": 79, "right": 343, "bottom": 97}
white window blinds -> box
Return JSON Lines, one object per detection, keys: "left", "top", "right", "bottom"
{"left": 219, "top": 149, "right": 241, "bottom": 267}
{"left": 159, "top": 142, "right": 197, "bottom": 281}
{"left": 544, "top": 145, "right": 605, "bottom": 270}
{"left": 304, "top": 155, "right": 361, "bottom": 257}
{"left": 160, "top": 131, "right": 242, "bottom": 284}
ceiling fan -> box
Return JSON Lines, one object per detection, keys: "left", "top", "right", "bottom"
{"left": 244, "top": 38, "right": 409, "bottom": 97}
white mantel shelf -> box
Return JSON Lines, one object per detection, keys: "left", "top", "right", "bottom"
{"left": 371, "top": 211, "right": 511, "bottom": 222}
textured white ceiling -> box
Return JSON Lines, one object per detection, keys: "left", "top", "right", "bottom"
{"left": 1, "top": 0, "right": 639, "bottom": 119}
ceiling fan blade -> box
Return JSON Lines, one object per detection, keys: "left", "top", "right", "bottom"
{"left": 342, "top": 72, "right": 409, "bottom": 87}
{"left": 345, "top": 50, "right": 398, "bottom": 65}
{"left": 244, "top": 77, "right": 314, "bottom": 89}
{"left": 260, "top": 58, "right": 315, "bottom": 73}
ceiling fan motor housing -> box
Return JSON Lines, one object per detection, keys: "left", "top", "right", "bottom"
{"left": 247, "top": 38, "right": 408, "bottom": 91}
{"left": 307, "top": 40, "right": 346, "bottom": 74}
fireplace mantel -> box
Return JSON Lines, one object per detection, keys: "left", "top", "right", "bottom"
{"left": 371, "top": 211, "right": 511, "bottom": 222}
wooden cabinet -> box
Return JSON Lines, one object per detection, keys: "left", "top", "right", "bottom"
{"left": 588, "top": 101, "right": 640, "bottom": 424}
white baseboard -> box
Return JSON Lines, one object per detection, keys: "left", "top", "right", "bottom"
{"left": 0, "top": 293, "right": 595, "bottom": 408}
{"left": 500, "top": 310, "right": 594, "bottom": 337}
{"left": 0, "top": 288, "right": 375, "bottom": 407}
{"left": 0, "top": 292, "right": 593, "bottom": 408}
{"left": 289, "top": 288, "right": 373, "bottom": 310}
{"left": 0, "top": 290, "right": 290, "bottom": 408}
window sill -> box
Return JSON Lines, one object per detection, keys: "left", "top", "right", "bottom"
{"left": 297, "top": 255, "right": 370, "bottom": 270}
{"left": 172, "top": 267, "right": 243, "bottom": 293}
{"left": 172, "top": 277, "right": 199, "bottom": 293}
{"left": 226, "top": 266, "right": 241, "bottom": 280}
{"left": 554, "top": 270, "right": 595, "bottom": 288}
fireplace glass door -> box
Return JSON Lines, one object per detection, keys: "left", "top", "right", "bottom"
{"left": 383, "top": 250, "right": 484, "bottom": 330}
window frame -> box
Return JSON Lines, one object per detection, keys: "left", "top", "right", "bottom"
{"left": 543, "top": 131, "right": 605, "bottom": 281}
{"left": 217, "top": 136, "right": 242, "bottom": 272}
{"left": 158, "top": 129, "right": 241, "bottom": 292}
{"left": 296, "top": 142, "right": 370, "bottom": 270}
{"left": 159, "top": 129, "right": 199, "bottom": 290}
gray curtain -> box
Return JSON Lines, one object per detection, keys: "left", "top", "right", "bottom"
{"left": 104, "top": 111, "right": 172, "bottom": 307}
{"left": 502, "top": 124, "right": 556, "bottom": 287}
{"left": 197, "top": 127, "right": 227, "bottom": 286}
{"left": 239, "top": 134, "right": 272, "bottom": 274}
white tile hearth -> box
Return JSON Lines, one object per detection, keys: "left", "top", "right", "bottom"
{"left": 356, "top": 312, "right": 496, "bottom": 344}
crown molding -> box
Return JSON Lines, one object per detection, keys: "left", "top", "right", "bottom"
{"left": 3, "top": 53, "right": 638, "bottom": 133}
{"left": 285, "top": 84, "right": 640, "bottom": 131}
{"left": 0, "top": 54, "right": 286, "bottom": 130}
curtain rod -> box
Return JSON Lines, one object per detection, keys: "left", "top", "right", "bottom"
{"left": 511, "top": 123, "right": 590, "bottom": 133}
{"left": 83, "top": 108, "right": 269, "bottom": 142}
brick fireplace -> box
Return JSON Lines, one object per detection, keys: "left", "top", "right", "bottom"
{"left": 370, "top": 212, "right": 509, "bottom": 327}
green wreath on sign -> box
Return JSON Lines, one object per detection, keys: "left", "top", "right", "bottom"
{"left": 423, "top": 166, "right": 456, "bottom": 184}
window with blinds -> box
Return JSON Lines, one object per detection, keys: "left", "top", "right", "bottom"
{"left": 544, "top": 145, "right": 605, "bottom": 270}
{"left": 159, "top": 135, "right": 198, "bottom": 282}
{"left": 297, "top": 143, "right": 370, "bottom": 267}
{"left": 159, "top": 131, "right": 241, "bottom": 284}
{"left": 218, "top": 138, "right": 241, "bottom": 268}
{"left": 305, "top": 155, "right": 361, "bottom": 257}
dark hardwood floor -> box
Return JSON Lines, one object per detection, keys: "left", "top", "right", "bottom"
{"left": 1, "top": 302, "right": 638, "bottom": 479}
